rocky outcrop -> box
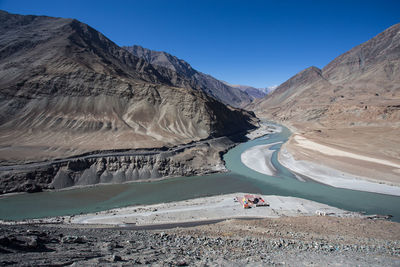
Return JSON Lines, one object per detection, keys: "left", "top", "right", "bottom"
{"left": 1, "top": 217, "right": 399, "bottom": 266}
{"left": 124, "top": 45, "right": 253, "bottom": 108}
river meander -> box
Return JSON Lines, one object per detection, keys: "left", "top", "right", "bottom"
{"left": 1, "top": 123, "right": 399, "bottom": 221}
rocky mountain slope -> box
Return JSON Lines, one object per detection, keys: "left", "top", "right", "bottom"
{"left": 253, "top": 23, "right": 400, "bottom": 127}
{"left": 124, "top": 45, "right": 253, "bottom": 108}
{"left": 0, "top": 10, "right": 257, "bottom": 166}
{"left": 251, "top": 23, "right": 400, "bottom": 185}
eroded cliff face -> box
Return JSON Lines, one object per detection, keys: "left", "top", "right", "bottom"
{"left": 0, "top": 10, "right": 257, "bottom": 165}
{"left": 0, "top": 137, "right": 236, "bottom": 194}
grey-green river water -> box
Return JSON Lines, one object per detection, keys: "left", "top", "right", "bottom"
{"left": 1, "top": 124, "right": 399, "bottom": 221}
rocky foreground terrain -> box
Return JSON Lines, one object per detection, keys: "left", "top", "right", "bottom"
{"left": 0, "top": 216, "right": 399, "bottom": 266}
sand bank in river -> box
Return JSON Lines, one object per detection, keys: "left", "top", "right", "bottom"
{"left": 240, "top": 142, "right": 281, "bottom": 176}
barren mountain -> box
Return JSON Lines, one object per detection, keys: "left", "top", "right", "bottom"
{"left": 252, "top": 23, "right": 400, "bottom": 185}
{"left": 124, "top": 45, "right": 253, "bottom": 108}
{"left": 253, "top": 23, "right": 400, "bottom": 127}
{"left": 0, "top": 10, "right": 256, "bottom": 165}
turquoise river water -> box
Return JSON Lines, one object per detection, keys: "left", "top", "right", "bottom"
{"left": 1, "top": 124, "right": 399, "bottom": 221}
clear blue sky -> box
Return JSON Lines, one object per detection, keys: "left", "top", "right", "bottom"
{"left": 1, "top": 0, "right": 399, "bottom": 88}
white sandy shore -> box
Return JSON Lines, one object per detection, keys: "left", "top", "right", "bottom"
{"left": 0, "top": 194, "right": 357, "bottom": 226}
{"left": 241, "top": 142, "right": 281, "bottom": 176}
{"left": 62, "top": 193, "right": 356, "bottom": 226}
{"left": 293, "top": 135, "right": 400, "bottom": 169}
{"left": 279, "top": 146, "right": 400, "bottom": 196}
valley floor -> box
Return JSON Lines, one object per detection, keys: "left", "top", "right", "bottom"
{"left": 1, "top": 122, "right": 399, "bottom": 265}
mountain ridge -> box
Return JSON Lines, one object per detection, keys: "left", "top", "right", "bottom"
{"left": 124, "top": 45, "right": 253, "bottom": 108}
{"left": 228, "top": 84, "right": 267, "bottom": 99}
{"left": 253, "top": 23, "right": 400, "bottom": 126}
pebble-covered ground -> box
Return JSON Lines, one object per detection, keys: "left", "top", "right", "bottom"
{"left": 1, "top": 216, "right": 399, "bottom": 266}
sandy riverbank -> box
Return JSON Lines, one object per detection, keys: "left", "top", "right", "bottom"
{"left": 278, "top": 133, "right": 400, "bottom": 196}
{"left": 1, "top": 193, "right": 361, "bottom": 226}
{"left": 293, "top": 134, "right": 400, "bottom": 169}
{"left": 0, "top": 192, "right": 397, "bottom": 266}
{"left": 279, "top": 146, "right": 400, "bottom": 196}
{"left": 237, "top": 119, "right": 400, "bottom": 195}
